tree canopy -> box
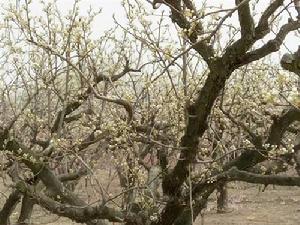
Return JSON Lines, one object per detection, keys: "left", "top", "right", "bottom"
{"left": 0, "top": 1, "right": 300, "bottom": 225}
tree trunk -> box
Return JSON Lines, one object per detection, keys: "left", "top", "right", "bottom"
{"left": 0, "top": 190, "right": 21, "bottom": 225}
{"left": 216, "top": 182, "right": 228, "bottom": 213}
{"left": 173, "top": 209, "right": 192, "bottom": 225}
{"left": 17, "top": 194, "right": 34, "bottom": 225}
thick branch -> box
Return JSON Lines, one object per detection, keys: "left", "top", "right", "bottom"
{"left": 224, "top": 108, "right": 300, "bottom": 171}
{"left": 281, "top": 46, "right": 300, "bottom": 76}
{"left": 267, "top": 109, "right": 300, "bottom": 146}
{"left": 16, "top": 181, "right": 124, "bottom": 223}
{"left": 223, "top": 0, "right": 285, "bottom": 66}
{"left": 58, "top": 168, "right": 88, "bottom": 182}
{"left": 237, "top": 20, "right": 300, "bottom": 67}
{"left": 159, "top": 0, "right": 215, "bottom": 65}
{"left": 224, "top": 167, "right": 300, "bottom": 186}
{"left": 235, "top": 0, "right": 255, "bottom": 38}
{"left": 2, "top": 139, "right": 117, "bottom": 224}
{"left": 255, "top": 0, "right": 284, "bottom": 39}
{"left": 162, "top": 59, "right": 232, "bottom": 195}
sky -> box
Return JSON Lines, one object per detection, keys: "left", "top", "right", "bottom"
{"left": 53, "top": 0, "right": 299, "bottom": 53}
{"left": 1, "top": 0, "right": 300, "bottom": 57}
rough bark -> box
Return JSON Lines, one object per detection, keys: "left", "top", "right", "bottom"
{"left": 17, "top": 195, "right": 34, "bottom": 225}
{"left": 150, "top": 1, "right": 300, "bottom": 224}
{"left": 216, "top": 182, "right": 229, "bottom": 213}
{"left": 0, "top": 190, "right": 22, "bottom": 225}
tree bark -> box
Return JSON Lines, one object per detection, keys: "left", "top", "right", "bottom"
{"left": 216, "top": 182, "right": 229, "bottom": 213}
{"left": 0, "top": 190, "right": 22, "bottom": 225}
{"left": 17, "top": 194, "right": 34, "bottom": 225}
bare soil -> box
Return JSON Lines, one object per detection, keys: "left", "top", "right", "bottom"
{"left": 2, "top": 179, "right": 300, "bottom": 224}
{"left": 201, "top": 184, "right": 300, "bottom": 225}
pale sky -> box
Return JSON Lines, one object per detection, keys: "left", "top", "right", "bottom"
{"left": 64, "top": 0, "right": 300, "bottom": 53}
{"left": 2, "top": 0, "right": 300, "bottom": 55}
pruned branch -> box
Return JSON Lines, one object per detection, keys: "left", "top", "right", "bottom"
{"left": 267, "top": 108, "right": 300, "bottom": 145}
{"left": 281, "top": 46, "right": 300, "bottom": 76}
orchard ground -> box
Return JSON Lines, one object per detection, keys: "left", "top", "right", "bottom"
{"left": 1, "top": 169, "right": 300, "bottom": 225}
